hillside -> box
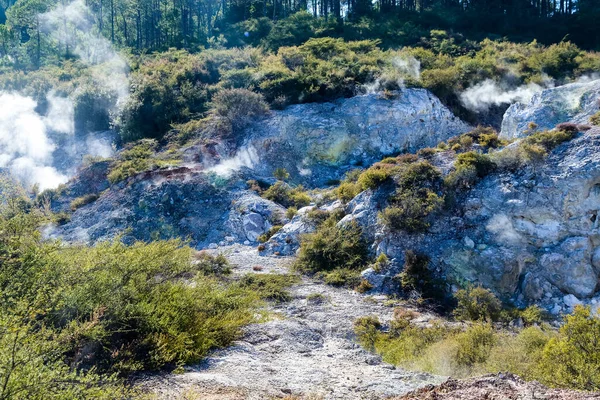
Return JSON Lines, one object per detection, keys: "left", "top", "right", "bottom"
{"left": 2, "top": 0, "right": 600, "bottom": 398}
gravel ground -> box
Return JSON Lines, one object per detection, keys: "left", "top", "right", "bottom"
{"left": 138, "top": 245, "right": 443, "bottom": 399}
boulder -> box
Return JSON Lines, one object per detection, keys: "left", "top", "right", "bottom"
{"left": 501, "top": 79, "right": 600, "bottom": 139}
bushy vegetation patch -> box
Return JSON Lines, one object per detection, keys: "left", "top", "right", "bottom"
{"left": 0, "top": 205, "right": 264, "bottom": 397}
{"left": 70, "top": 193, "right": 100, "bottom": 211}
{"left": 397, "top": 250, "right": 447, "bottom": 304}
{"left": 379, "top": 161, "right": 444, "bottom": 233}
{"left": 262, "top": 181, "right": 311, "bottom": 208}
{"left": 295, "top": 210, "right": 369, "bottom": 290}
{"left": 235, "top": 273, "right": 300, "bottom": 303}
{"left": 107, "top": 139, "right": 181, "bottom": 184}
{"left": 355, "top": 304, "right": 600, "bottom": 390}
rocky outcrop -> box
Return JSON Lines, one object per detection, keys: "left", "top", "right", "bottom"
{"left": 347, "top": 126, "right": 600, "bottom": 313}
{"left": 224, "top": 90, "right": 470, "bottom": 186}
{"left": 53, "top": 89, "right": 468, "bottom": 248}
{"left": 48, "top": 169, "right": 287, "bottom": 248}
{"left": 501, "top": 79, "right": 600, "bottom": 139}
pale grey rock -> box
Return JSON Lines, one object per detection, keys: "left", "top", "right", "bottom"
{"left": 563, "top": 294, "right": 583, "bottom": 308}
{"left": 242, "top": 90, "right": 471, "bottom": 186}
{"left": 501, "top": 79, "right": 600, "bottom": 139}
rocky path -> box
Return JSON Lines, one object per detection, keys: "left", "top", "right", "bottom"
{"left": 140, "top": 245, "right": 442, "bottom": 399}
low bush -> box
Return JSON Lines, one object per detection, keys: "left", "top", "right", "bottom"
{"left": 445, "top": 151, "right": 495, "bottom": 189}
{"left": 70, "top": 193, "right": 99, "bottom": 211}
{"left": 262, "top": 181, "right": 311, "bottom": 208}
{"left": 210, "top": 88, "right": 269, "bottom": 138}
{"left": 107, "top": 140, "right": 158, "bottom": 184}
{"left": 523, "top": 128, "right": 578, "bottom": 152}
{"left": 194, "top": 252, "right": 232, "bottom": 275}
{"left": 357, "top": 163, "right": 398, "bottom": 190}
{"left": 321, "top": 268, "right": 362, "bottom": 287}
{"left": 590, "top": 111, "right": 600, "bottom": 126}
{"left": 380, "top": 161, "right": 444, "bottom": 233}
{"left": 295, "top": 217, "right": 369, "bottom": 274}
{"left": 397, "top": 250, "right": 446, "bottom": 303}
{"left": 538, "top": 305, "right": 600, "bottom": 390}
{"left": 236, "top": 273, "right": 299, "bottom": 303}
{"left": 257, "top": 225, "right": 283, "bottom": 243}
{"left": 356, "top": 279, "right": 374, "bottom": 293}
{"left": 453, "top": 286, "right": 502, "bottom": 322}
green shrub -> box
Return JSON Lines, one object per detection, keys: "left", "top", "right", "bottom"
{"left": 336, "top": 181, "right": 362, "bottom": 202}
{"left": 285, "top": 206, "right": 298, "bottom": 219}
{"left": 454, "top": 323, "right": 496, "bottom": 367}
{"left": 356, "top": 279, "right": 374, "bottom": 293}
{"left": 590, "top": 111, "right": 600, "bottom": 126}
{"left": 357, "top": 163, "right": 398, "bottom": 190}
{"left": 523, "top": 128, "right": 578, "bottom": 152}
{"left": 107, "top": 139, "right": 158, "bottom": 184}
{"left": 520, "top": 305, "right": 545, "bottom": 326}
{"left": 210, "top": 88, "right": 269, "bottom": 137}
{"left": 273, "top": 167, "right": 290, "bottom": 181}
{"left": 236, "top": 273, "right": 299, "bottom": 303}
{"left": 538, "top": 305, "right": 600, "bottom": 390}
{"left": 453, "top": 286, "right": 502, "bottom": 322}
{"left": 262, "top": 181, "right": 311, "bottom": 208}
{"left": 70, "top": 193, "right": 99, "bottom": 211}
{"left": 194, "top": 252, "right": 232, "bottom": 275}
{"left": 380, "top": 190, "right": 443, "bottom": 233}
{"left": 257, "top": 225, "right": 283, "bottom": 243}
{"left": 398, "top": 250, "right": 445, "bottom": 303}
{"left": 321, "top": 268, "right": 361, "bottom": 287}
{"left": 354, "top": 316, "right": 382, "bottom": 351}
{"left": 295, "top": 218, "right": 368, "bottom": 274}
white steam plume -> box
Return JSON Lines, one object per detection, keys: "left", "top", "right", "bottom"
{"left": 39, "top": 0, "right": 130, "bottom": 105}
{"left": 0, "top": 0, "right": 128, "bottom": 190}
{"left": 0, "top": 93, "right": 68, "bottom": 190}
{"left": 460, "top": 79, "right": 553, "bottom": 112}
{"left": 364, "top": 55, "right": 421, "bottom": 94}
{"left": 208, "top": 146, "right": 259, "bottom": 177}
{"left": 392, "top": 55, "right": 421, "bottom": 82}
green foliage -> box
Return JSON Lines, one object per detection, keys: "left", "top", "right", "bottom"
{"left": 273, "top": 167, "right": 290, "bottom": 181}
{"left": 119, "top": 50, "right": 212, "bottom": 141}
{"left": 398, "top": 250, "right": 446, "bottom": 303}
{"left": 210, "top": 88, "right": 269, "bottom": 137}
{"left": 257, "top": 225, "right": 283, "bottom": 243}
{"left": 522, "top": 127, "right": 579, "bottom": 152}
{"left": 107, "top": 139, "right": 157, "bottom": 184}
{"left": 70, "top": 193, "right": 99, "bottom": 211}
{"left": 356, "top": 279, "right": 374, "bottom": 293}
{"left": 357, "top": 163, "right": 398, "bottom": 190}
{"left": 380, "top": 161, "right": 443, "bottom": 233}
{"left": 590, "top": 111, "right": 600, "bottom": 126}
{"left": 445, "top": 151, "right": 495, "bottom": 189}
{"left": 538, "top": 305, "right": 600, "bottom": 390}
{"left": 235, "top": 273, "right": 299, "bottom": 303}
{"left": 321, "top": 268, "right": 361, "bottom": 287}
{"left": 262, "top": 181, "right": 311, "bottom": 208}
{"left": 453, "top": 286, "right": 502, "bottom": 322}
{"left": 354, "top": 315, "right": 382, "bottom": 350}
{"left": 0, "top": 204, "right": 264, "bottom": 394}
{"left": 194, "top": 252, "right": 232, "bottom": 275}
{"left": 336, "top": 170, "right": 363, "bottom": 203}
{"left": 454, "top": 324, "right": 497, "bottom": 366}
{"left": 295, "top": 216, "right": 369, "bottom": 275}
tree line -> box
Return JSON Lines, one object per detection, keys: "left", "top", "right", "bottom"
{"left": 0, "top": 0, "right": 599, "bottom": 71}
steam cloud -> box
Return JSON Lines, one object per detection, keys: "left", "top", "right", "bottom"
{"left": 0, "top": 0, "right": 128, "bottom": 190}
{"left": 364, "top": 55, "right": 421, "bottom": 94}
{"left": 0, "top": 93, "right": 68, "bottom": 190}
{"left": 208, "top": 146, "right": 259, "bottom": 177}
{"left": 40, "top": 0, "right": 130, "bottom": 105}
{"left": 460, "top": 79, "right": 548, "bottom": 112}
